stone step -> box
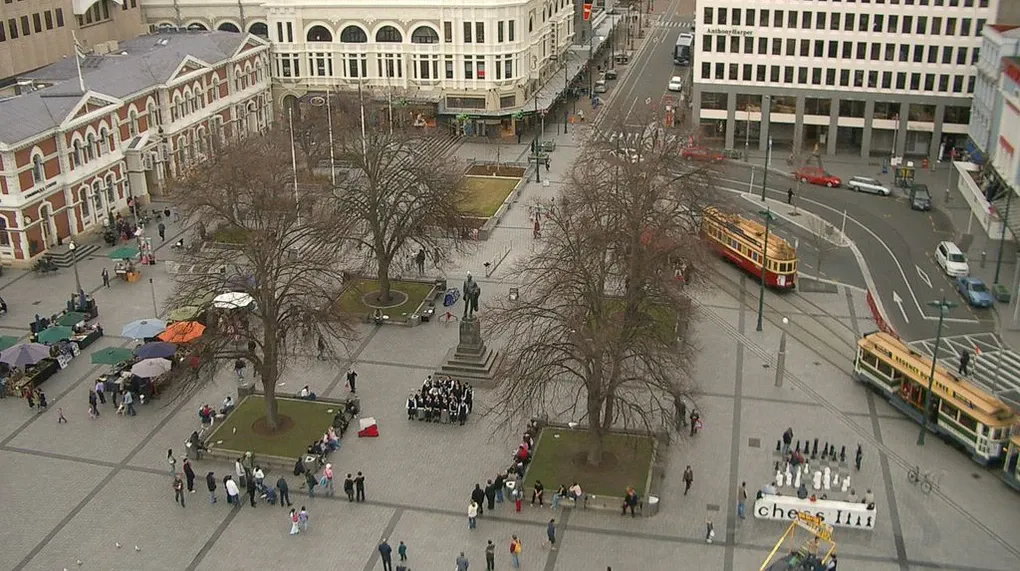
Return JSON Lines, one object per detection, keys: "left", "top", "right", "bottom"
{"left": 47, "top": 243, "right": 101, "bottom": 268}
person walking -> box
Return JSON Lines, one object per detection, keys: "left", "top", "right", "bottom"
{"left": 289, "top": 508, "right": 300, "bottom": 535}
{"left": 182, "top": 458, "right": 196, "bottom": 493}
{"left": 247, "top": 472, "right": 258, "bottom": 507}
{"left": 225, "top": 476, "right": 240, "bottom": 506}
{"left": 485, "top": 540, "right": 495, "bottom": 570}
{"left": 782, "top": 427, "right": 794, "bottom": 455}
{"left": 622, "top": 486, "right": 639, "bottom": 517}
{"left": 123, "top": 390, "right": 136, "bottom": 416}
{"left": 323, "top": 463, "right": 335, "bottom": 496}
{"left": 94, "top": 380, "right": 106, "bottom": 405}
{"left": 683, "top": 466, "right": 694, "bottom": 495}
{"left": 509, "top": 535, "right": 523, "bottom": 569}
{"left": 494, "top": 473, "right": 505, "bottom": 504}
{"left": 173, "top": 475, "right": 185, "bottom": 507}
{"left": 304, "top": 470, "right": 317, "bottom": 497}
{"left": 343, "top": 473, "right": 355, "bottom": 501}
{"left": 317, "top": 336, "right": 327, "bottom": 360}
{"left": 959, "top": 350, "right": 970, "bottom": 375}
{"left": 158, "top": 221, "right": 166, "bottom": 242}
{"left": 88, "top": 390, "right": 100, "bottom": 418}
{"left": 278, "top": 476, "right": 292, "bottom": 507}
{"left": 57, "top": 407, "right": 68, "bottom": 424}
{"left": 485, "top": 480, "right": 497, "bottom": 511}
{"left": 737, "top": 481, "right": 748, "bottom": 519}
{"left": 472, "top": 483, "right": 486, "bottom": 515}
{"left": 378, "top": 538, "right": 394, "bottom": 571}
{"left": 355, "top": 471, "right": 366, "bottom": 501}
{"left": 206, "top": 472, "right": 218, "bottom": 504}
{"left": 456, "top": 552, "right": 470, "bottom": 571}
{"left": 298, "top": 506, "right": 309, "bottom": 531}
{"left": 398, "top": 541, "right": 408, "bottom": 562}
{"left": 101, "top": 268, "right": 110, "bottom": 288}
{"left": 689, "top": 410, "right": 701, "bottom": 436}
{"left": 787, "top": 187, "right": 794, "bottom": 205}
{"left": 346, "top": 368, "right": 358, "bottom": 393}
{"left": 706, "top": 518, "right": 715, "bottom": 543}
{"left": 545, "top": 518, "right": 557, "bottom": 550}
{"left": 166, "top": 449, "right": 177, "bottom": 477}
{"left": 415, "top": 249, "right": 426, "bottom": 275}
{"left": 513, "top": 485, "right": 523, "bottom": 512}
{"left": 234, "top": 358, "right": 246, "bottom": 381}
{"left": 468, "top": 501, "right": 479, "bottom": 529}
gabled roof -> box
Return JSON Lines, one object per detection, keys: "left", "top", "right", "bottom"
{"left": 0, "top": 30, "right": 268, "bottom": 148}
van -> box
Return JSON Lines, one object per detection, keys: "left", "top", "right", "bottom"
{"left": 935, "top": 241, "right": 970, "bottom": 277}
{"left": 909, "top": 184, "right": 931, "bottom": 211}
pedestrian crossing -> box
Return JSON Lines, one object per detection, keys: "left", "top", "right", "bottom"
{"left": 654, "top": 20, "right": 695, "bottom": 30}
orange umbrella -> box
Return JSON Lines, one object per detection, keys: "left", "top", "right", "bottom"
{"left": 158, "top": 321, "right": 206, "bottom": 343}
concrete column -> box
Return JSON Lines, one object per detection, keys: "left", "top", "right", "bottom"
{"left": 793, "top": 95, "right": 806, "bottom": 152}
{"left": 827, "top": 97, "right": 839, "bottom": 156}
{"left": 759, "top": 96, "right": 771, "bottom": 152}
{"left": 861, "top": 99, "right": 876, "bottom": 158}
{"left": 691, "top": 86, "right": 702, "bottom": 126}
{"left": 725, "top": 94, "right": 737, "bottom": 150}
{"left": 930, "top": 103, "right": 946, "bottom": 164}
{"left": 896, "top": 105, "right": 909, "bottom": 157}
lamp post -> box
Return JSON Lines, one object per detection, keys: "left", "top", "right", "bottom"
{"left": 68, "top": 240, "right": 82, "bottom": 294}
{"left": 563, "top": 57, "right": 569, "bottom": 134}
{"left": 994, "top": 190, "right": 1012, "bottom": 286}
{"left": 917, "top": 295, "right": 957, "bottom": 446}
{"left": 533, "top": 91, "right": 541, "bottom": 184}
{"left": 756, "top": 208, "right": 777, "bottom": 332}
{"left": 775, "top": 317, "right": 789, "bottom": 387}
{"left": 760, "top": 136, "right": 772, "bottom": 202}
{"left": 760, "top": 95, "right": 773, "bottom": 202}
{"left": 149, "top": 278, "right": 159, "bottom": 317}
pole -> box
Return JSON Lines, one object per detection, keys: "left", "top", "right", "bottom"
{"left": 534, "top": 93, "right": 541, "bottom": 183}
{"left": 70, "top": 243, "right": 82, "bottom": 294}
{"left": 775, "top": 318, "right": 789, "bottom": 387}
{"left": 358, "top": 82, "right": 368, "bottom": 158}
{"left": 387, "top": 89, "right": 394, "bottom": 136}
{"left": 918, "top": 296, "right": 955, "bottom": 446}
{"left": 748, "top": 166, "right": 755, "bottom": 195}
{"left": 588, "top": 32, "right": 594, "bottom": 97}
{"left": 744, "top": 109, "right": 750, "bottom": 161}
{"left": 610, "top": 14, "right": 616, "bottom": 69}
{"left": 149, "top": 278, "right": 159, "bottom": 317}
{"left": 756, "top": 209, "right": 773, "bottom": 332}
{"left": 326, "top": 91, "right": 336, "bottom": 187}
{"left": 760, "top": 136, "right": 772, "bottom": 202}
{"left": 994, "top": 190, "right": 1012, "bottom": 285}
{"left": 564, "top": 61, "right": 569, "bottom": 134}
{"left": 287, "top": 107, "right": 299, "bottom": 206}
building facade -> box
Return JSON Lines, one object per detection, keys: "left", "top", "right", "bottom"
{"left": 0, "top": 0, "right": 145, "bottom": 82}
{"left": 692, "top": 0, "right": 1020, "bottom": 160}
{"left": 140, "top": 0, "right": 586, "bottom": 132}
{"left": 0, "top": 31, "right": 272, "bottom": 265}
{"left": 968, "top": 24, "right": 1020, "bottom": 160}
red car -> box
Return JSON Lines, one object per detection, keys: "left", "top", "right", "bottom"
{"left": 681, "top": 147, "right": 725, "bottom": 162}
{"left": 793, "top": 166, "right": 841, "bottom": 188}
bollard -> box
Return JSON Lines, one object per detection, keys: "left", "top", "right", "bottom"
{"left": 981, "top": 250, "right": 988, "bottom": 269}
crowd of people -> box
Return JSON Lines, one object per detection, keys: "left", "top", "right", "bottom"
{"left": 405, "top": 375, "right": 474, "bottom": 424}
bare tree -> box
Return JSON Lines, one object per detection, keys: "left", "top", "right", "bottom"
{"left": 485, "top": 123, "right": 715, "bottom": 466}
{"left": 165, "top": 130, "right": 358, "bottom": 430}
{"left": 806, "top": 216, "right": 839, "bottom": 275}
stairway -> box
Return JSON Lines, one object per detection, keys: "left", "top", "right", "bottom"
{"left": 990, "top": 190, "right": 1020, "bottom": 241}
{"left": 418, "top": 133, "right": 463, "bottom": 163}
{"left": 46, "top": 242, "right": 100, "bottom": 268}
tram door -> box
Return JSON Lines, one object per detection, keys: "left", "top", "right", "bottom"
{"left": 899, "top": 382, "right": 924, "bottom": 408}
{"left": 928, "top": 395, "right": 941, "bottom": 424}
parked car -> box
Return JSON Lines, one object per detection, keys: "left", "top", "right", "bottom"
{"left": 594, "top": 79, "right": 608, "bottom": 93}
{"left": 793, "top": 166, "right": 841, "bottom": 188}
{"left": 846, "top": 176, "right": 891, "bottom": 196}
{"left": 909, "top": 183, "right": 932, "bottom": 210}
{"left": 957, "top": 276, "right": 994, "bottom": 308}
{"left": 604, "top": 68, "right": 618, "bottom": 80}
{"left": 667, "top": 76, "right": 684, "bottom": 92}
{"left": 681, "top": 147, "right": 725, "bottom": 162}
{"left": 935, "top": 241, "right": 970, "bottom": 277}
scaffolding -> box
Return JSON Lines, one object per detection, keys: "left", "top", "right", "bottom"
{"left": 759, "top": 512, "right": 836, "bottom": 571}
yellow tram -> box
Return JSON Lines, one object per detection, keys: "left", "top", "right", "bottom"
{"left": 1003, "top": 434, "right": 1020, "bottom": 491}
{"left": 853, "top": 331, "right": 1016, "bottom": 465}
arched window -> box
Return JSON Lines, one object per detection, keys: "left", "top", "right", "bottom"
{"left": 375, "top": 26, "right": 403, "bottom": 43}
{"left": 80, "top": 188, "right": 90, "bottom": 218}
{"left": 217, "top": 22, "right": 240, "bottom": 33}
{"left": 91, "top": 181, "right": 103, "bottom": 215}
{"left": 187, "top": 22, "right": 208, "bottom": 31}
{"left": 106, "top": 175, "right": 116, "bottom": 204}
{"left": 86, "top": 134, "right": 96, "bottom": 161}
{"left": 71, "top": 140, "right": 83, "bottom": 168}
{"left": 0, "top": 217, "right": 9, "bottom": 247}
{"left": 307, "top": 25, "right": 333, "bottom": 42}
{"left": 529, "top": 17, "right": 534, "bottom": 33}
{"left": 340, "top": 26, "right": 367, "bottom": 43}
{"left": 211, "top": 77, "right": 221, "bottom": 101}
{"left": 147, "top": 102, "right": 160, "bottom": 127}
{"left": 99, "top": 128, "right": 109, "bottom": 154}
{"left": 31, "top": 154, "right": 45, "bottom": 184}
{"left": 411, "top": 26, "right": 439, "bottom": 44}
{"left": 248, "top": 22, "right": 268, "bottom": 38}
{"left": 128, "top": 110, "right": 138, "bottom": 136}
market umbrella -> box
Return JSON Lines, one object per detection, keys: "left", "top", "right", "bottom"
{"left": 108, "top": 245, "right": 140, "bottom": 259}
{"left": 167, "top": 306, "right": 202, "bottom": 323}
{"left": 158, "top": 321, "right": 206, "bottom": 343}
{"left": 91, "top": 347, "right": 135, "bottom": 365}
{"left": 56, "top": 311, "right": 88, "bottom": 327}
{"left": 37, "top": 326, "right": 74, "bottom": 344}
{"left": 0, "top": 342, "right": 52, "bottom": 367}
{"left": 134, "top": 341, "right": 177, "bottom": 360}
{"left": 0, "top": 335, "right": 21, "bottom": 351}
{"left": 213, "top": 291, "right": 255, "bottom": 309}
{"left": 122, "top": 318, "right": 168, "bottom": 339}
{"left": 131, "top": 357, "right": 172, "bottom": 378}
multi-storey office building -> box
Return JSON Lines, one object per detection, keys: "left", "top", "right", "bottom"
{"left": 692, "top": 0, "right": 1020, "bottom": 160}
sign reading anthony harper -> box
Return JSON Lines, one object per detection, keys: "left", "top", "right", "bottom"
{"left": 754, "top": 495, "right": 877, "bottom": 531}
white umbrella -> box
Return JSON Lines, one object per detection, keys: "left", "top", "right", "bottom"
{"left": 213, "top": 291, "right": 255, "bottom": 309}
{"left": 131, "top": 358, "right": 173, "bottom": 378}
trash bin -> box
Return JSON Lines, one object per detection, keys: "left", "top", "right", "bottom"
{"left": 645, "top": 495, "right": 660, "bottom": 517}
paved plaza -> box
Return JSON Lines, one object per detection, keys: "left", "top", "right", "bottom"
{"left": 2, "top": 124, "right": 1020, "bottom": 571}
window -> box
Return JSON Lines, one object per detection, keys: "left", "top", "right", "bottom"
{"left": 33, "top": 13, "right": 41, "bottom": 33}
{"left": 772, "top": 38, "right": 781, "bottom": 55}
{"left": 802, "top": 11, "right": 811, "bottom": 29}
{"left": 924, "top": 74, "right": 935, "bottom": 90}
{"left": 761, "top": 9, "right": 769, "bottom": 27}
{"left": 946, "top": 18, "right": 956, "bottom": 36}
{"left": 701, "top": 62, "right": 710, "bottom": 79}
{"left": 411, "top": 26, "right": 439, "bottom": 44}
{"left": 32, "top": 154, "right": 45, "bottom": 184}
{"left": 902, "top": 16, "right": 912, "bottom": 33}
{"left": 498, "top": 21, "right": 504, "bottom": 42}
{"left": 800, "top": 39, "right": 809, "bottom": 57}
{"left": 9, "top": 18, "right": 18, "bottom": 39}
{"left": 957, "top": 47, "right": 968, "bottom": 65}
{"left": 716, "top": 36, "right": 724, "bottom": 52}
{"left": 340, "top": 26, "right": 367, "bottom": 42}
{"left": 830, "top": 13, "right": 840, "bottom": 30}
{"left": 917, "top": 16, "right": 927, "bottom": 34}
{"left": 939, "top": 74, "right": 949, "bottom": 91}
{"left": 463, "top": 22, "right": 472, "bottom": 43}
{"left": 932, "top": 17, "right": 942, "bottom": 35}
{"left": 812, "top": 68, "right": 822, "bottom": 85}
{"left": 888, "top": 15, "right": 898, "bottom": 33}
{"left": 375, "top": 26, "right": 402, "bottom": 43}
{"left": 859, "top": 14, "right": 869, "bottom": 32}
{"left": 785, "top": 39, "right": 795, "bottom": 56}
{"left": 703, "top": 7, "right": 713, "bottom": 25}
{"left": 56, "top": 8, "right": 64, "bottom": 27}
{"left": 771, "top": 66, "right": 779, "bottom": 82}
{"left": 729, "top": 63, "right": 738, "bottom": 80}
{"left": 757, "top": 65, "right": 766, "bottom": 81}
{"left": 854, "top": 70, "right": 863, "bottom": 87}
{"left": 828, "top": 41, "right": 837, "bottom": 58}
{"left": 774, "top": 10, "right": 782, "bottom": 27}
{"left": 967, "top": 76, "right": 975, "bottom": 93}
{"left": 928, "top": 45, "right": 938, "bottom": 63}
{"left": 733, "top": 8, "right": 741, "bottom": 25}
{"left": 953, "top": 75, "right": 963, "bottom": 92}
{"left": 977, "top": 19, "right": 986, "bottom": 36}
{"left": 899, "top": 44, "right": 909, "bottom": 62}
{"left": 882, "top": 71, "right": 892, "bottom": 88}
{"left": 44, "top": 10, "right": 52, "bottom": 30}
{"left": 857, "top": 43, "right": 867, "bottom": 60}
{"left": 718, "top": 8, "right": 727, "bottom": 25}
{"left": 504, "top": 58, "right": 513, "bottom": 79}
{"left": 788, "top": 11, "right": 797, "bottom": 28}
{"left": 843, "top": 42, "right": 852, "bottom": 59}
{"left": 747, "top": 9, "right": 755, "bottom": 26}
{"left": 744, "top": 37, "right": 753, "bottom": 54}
{"left": 445, "top": 56, "right": 454, "bottom": 79}
{"left": 730, "top": 36, "right": 739, "bottom": 53}
{"left": 464, "top": 56, "right": 473, "bottom": 79}
{"left": 784, "top": 66, "right": 793, "bottom": 83}
{"left": 911, "top": 73, "right": 920, "bottom": 90}
{"left": 942, "top": 46, "right": 953, "bottom": 64}
{"left": 961, "top": 18, "right": 971, "bottom": 36}
{"left": 509, "top": 20, "right": 515, "bottom": 41}
{"left": 896, "top": 72, "right": 906, "bottom": 89}
{"left": 868, "top": 71, "right": 878, "bottom": 88}
{"left": 840, "top": 69, "right": 850, "bottom": 86}
{"left": 703, "top": 35, "right": 712, "bottom": 52}
{"left": 715, "top": 62, "right": 723, "bottom": 79}
{"left": 826, "top": 69, "right": 835, "bottom": 85}
{"left": 814, "top": 40, "right": 823, "bottom": 57}
{"left": 758, "top": 37, "right": 767, "bottom": 54}
{"left": 443, "top": 22, "right": 452, "bottom": 42}
{"left": 475, "top": 22, "right": 484, "bottom": 43}
{"left": 816, "top": 12, "right": 825, "bottom": 29}
{"left": 20, "top": 15, "right": 29, "bottom": 36}
{"left": 844, "top": 13, "right": 854, "bottom": 31}
{"left": 873, "top": 15, "right": 884, "bottom": 32}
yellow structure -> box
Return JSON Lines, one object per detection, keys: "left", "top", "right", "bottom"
{"left": 760, "top": 512, "right": 836, "bottom": 571}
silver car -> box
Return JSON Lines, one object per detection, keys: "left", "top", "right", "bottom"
{"left": 847, "top": 176, "right": 891, "bottom": 196}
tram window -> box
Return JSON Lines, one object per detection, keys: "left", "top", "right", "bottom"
{"left": 877, "top": 359, "right": 894, "bottom": 378}
{"left": 751, "top": 251, "right": 760, "bottom": 262}
{"left": 862, "top": 351, "right": 879, "bottom": 369}
{"left": 941, "top": 400, "right": 960, "bottom": 420}
{"left": 993, "top": 428, "right": 1002, "bottom": 440}
{"left": 958, "top": 413, "right": 978, "bottom": 433}
{"left": 981, "top": 425, "right": 989, "bottom": 437}
{"left": 730, "top": 239, "right": 740, "bottom": 250}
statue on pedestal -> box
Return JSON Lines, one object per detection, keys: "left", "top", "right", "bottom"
{"left": 463, "top": 273, "right": 481, "bottom": 319}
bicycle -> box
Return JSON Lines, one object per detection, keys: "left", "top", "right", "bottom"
{"left": 907, "top": 465, "right": 939, "bottom": 494}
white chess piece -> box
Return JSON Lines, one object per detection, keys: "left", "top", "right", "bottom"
{"left": 833, "top": 474, "right": 841, "bottom": 487}
{"left": 785, "top": 464, "right": 794, "bottom": 487}
{"left": 823, "top": 467, "right": 832, "bottom": 491}
{"left": 794, "top": 466, "right": 802, "bottom": 489}
{"left": 812, "top": 470, "right": 822, "bottom": 490}
{"left": 775, "top": 469, "right": 784, "bottom": 488}
{"left": 841, "top": 475, "right": 851, "bottom": 493}
{"left": 115, "top": 543, "right": 121, "bottom": 548}
{"left": 135, "top": 546, "right": 141, "bottom": 552}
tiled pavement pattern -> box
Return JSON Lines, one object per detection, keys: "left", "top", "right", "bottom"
{"left": 2, "top": 113, "right": 1020, "bottom": 571}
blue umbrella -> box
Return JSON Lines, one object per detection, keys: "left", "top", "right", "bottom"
{"left": 122, "top": 319, "right": 168, "bottom": 340}
{"left": 134, "top": 341, "right": 177, "bottom": 360}
{"left": 0, "top": 342, "right": 52, "bottom": 368}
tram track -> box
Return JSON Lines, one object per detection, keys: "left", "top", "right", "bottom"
{"left": 696, "top": 261, "right": 1020, "bottom": 559}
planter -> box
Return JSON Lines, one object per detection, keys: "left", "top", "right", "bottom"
{"left": 993, "top": 283, "right": 1011, "bottom": 303}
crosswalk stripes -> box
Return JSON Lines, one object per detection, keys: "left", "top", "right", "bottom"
{"left": 654, "top": 21, "right": 695, "bottom": 29}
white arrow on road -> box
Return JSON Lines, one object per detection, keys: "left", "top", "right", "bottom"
{"left": 916, "top": 265, "right": 932, "bottom": 288}
{"left": 892, "top": 291, "right": 910, "bottom": 323}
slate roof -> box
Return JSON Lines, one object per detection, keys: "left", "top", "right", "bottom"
{"left": 0, "top": 31, "right": 257, "bottom": 147}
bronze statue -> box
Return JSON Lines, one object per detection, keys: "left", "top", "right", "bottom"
{"left": 463, "top": 273, "right": 481, "bottom": 319}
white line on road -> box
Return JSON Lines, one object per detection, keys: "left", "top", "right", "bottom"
{"left": 892, "top": 291, "right": 910, "bottom": 323}
{"left": 916, "top": 265, "right": 932, "bottom": 288}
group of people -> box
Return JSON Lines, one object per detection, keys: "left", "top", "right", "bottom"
{"left": 88, "top": 381, "right": 140, "bottom": 418}
{"left": 405, "top": 375, "right": 474, "bottom": 425}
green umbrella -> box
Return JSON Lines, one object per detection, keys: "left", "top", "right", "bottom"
{"left": 167, "top": 305, "right": 202, "bottom": 323}
{"left": 57, "top": 311, "right": 88, "bottom": 327}
{"left": 0, "top": 335, "right": 21, "bottom": 351}
{"left": 108, "top": 245, "right": 140, "bottom": 259}
{"left": 91, "top": 347, "right": 135, "bottom": 365}
{"left": 37, "top": 326, "right": 74, "bottom": 344}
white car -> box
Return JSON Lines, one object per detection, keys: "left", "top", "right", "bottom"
{"left": 847, "top": 176, "right": 891, "bottom": 196}
{"left": 667, "top": 76, "right": 684, "bottom": 92}
{"left": 935, "top": 241, "right": 970, "bottom": 277}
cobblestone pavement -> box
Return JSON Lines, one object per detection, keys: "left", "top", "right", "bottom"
{"left": 1, "top": 123, "right": 1019, "bottom": 571}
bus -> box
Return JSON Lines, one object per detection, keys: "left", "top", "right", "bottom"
{"left": 853, "top": 331, "right": 1016, "bottom": 465}
{"left": 701, "top": 207, "right": 798, "bottom": 289}
{"left": 674, "top": 33, "right": 694, "bottom": 66}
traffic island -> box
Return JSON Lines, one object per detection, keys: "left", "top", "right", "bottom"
{"left": 456, "top": 162, "right": 529, "bottom": 240}
{"left": 335, "top": 277, "right": 440, "bottom": 326}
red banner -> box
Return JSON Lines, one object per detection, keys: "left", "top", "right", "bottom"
{"left": 583, "top": 3, "right": 593, "bottom": 21}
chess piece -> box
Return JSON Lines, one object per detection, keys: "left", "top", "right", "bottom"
{"left": 776, "top": 468, "right": 785, "bottom": 488}
{"left": 823, "top": 466, "right": 831, "bottom": 490}
{"left": 833, "top": 473, "right": 841, "bottom": 487}
{"left": 794, "top": 466, "right": 802, "bottom": 489}
{"left": 822, "top": 442, "right": 829, "bottom": 457}
{"left": 795, "top": 440, "right": 801, "bottom": 453}
{"left": 812, "top": 470, "right": 823, "bottom": 490}
{"left": 776, "top": 440, "right": 782, "bottom": 453}
{"left": 855, "top": 444, "right": 863, "bottom": 471}
{"left": 813, "top": 439, "right": 820, "bottom": 457}
{"left": 840, "top": 445, "right": 847, "bottom": 463}
{"left": 841, "top": 475, "right": 851, "bottom": 493}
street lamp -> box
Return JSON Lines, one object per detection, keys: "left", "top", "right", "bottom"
{"left": 149, "top": 278, "right": 159, "bottom": 317}
{"left": 993, "top": 190, "right": 1012, "bottom": 286}
{"left": 917, "top": 295, "right": 957, "bottom": 446}
{"left": 68, "top": 240, "right": 82, "bottom": 294}
{"left": 533, "top": 90, "right": 542, "bottom": 184}
{"left": 775, "top": 317, "right": 789, "bottom": 387}
{"left": 756, "top": 208, "right": 776, "bottom": 332}
{"left": 760, "top": 136, "right": 773, "bottom": 202}
{"left": 760, "top": 95, "right": 774, "bottom": 202}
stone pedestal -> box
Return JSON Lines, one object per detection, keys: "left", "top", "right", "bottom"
{"left": 437, "top": 317, "right": 500, "bottom": 387}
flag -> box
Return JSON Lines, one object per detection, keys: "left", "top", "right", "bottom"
{"left": 72, "top": 31, "right": 87, "bottom": 59}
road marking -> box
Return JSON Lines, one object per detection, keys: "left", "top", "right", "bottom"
{"left": 892, "top": 291, "right": 910, "bottom": 323}
{"left": 915, "top": 265, "right": 932, "bottom": 288}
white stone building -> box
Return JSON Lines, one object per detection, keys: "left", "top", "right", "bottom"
{"left": 968, "top": 24, "right": 1020, "bottom": 161}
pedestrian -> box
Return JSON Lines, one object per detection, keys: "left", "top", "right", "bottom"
{"left": 346, "top": 368, "right": 358, "bottom": 393}
{"left": 123, "top": 390, "right": 136, "bottom": 416}
{"left": 323, "top": 463, "right": 335, "bottom": 496}
{"left": 57, "top": 407, "right": 68, "bottom": 424}
{"left": 690, "top": 410, "right": 701, "bottom": 436}
{"left": 101, "top": 267, "right": 111, "bottom": 288}
{"left": 94, "top": 380, "right": 106, "bottom": 404}
{"left": 510, "top": 535, "right": 523, "bottom": 569}
{"left": 545, "top": 157, "right": 551, "bottom": 172}
{"left": 343, "top": 473, "right": 355, "bottom": 501}
{"left": 706, "top": 518, "right": 715, "bottom": 543}
{"left": 472, "top": 483, "right": 486, "bottom": 515}
{"left": 782, "top": 427, "right": 794, "bottom": 455}
{"left": 398, "top": 540, "right": 408, "bottom": 561}
{"left": 787, "top": 187, "right": 794, "bottom": 205}
{"left": 545, "top": 518, "right": 557, "bottom": 550}
{"left": 378, "top": 538, "right": 394, "bottom": 571}
{"left": 826, "top": 553, "right": 838, "bottom": 570}
{"left": 317, "top": 336, "right": 327, "bottom": 360}
{"left": 622, "top": 486, "right": 638, "bottom": 517}
{"left": 247, "top": 472, "right": 258, "bottom": 507}
{"left": 416, "top": 248, "right": 426, "bottom": 275}
{"left": 304, "top": 470, "right": 317, "bottom": 497}
{"left": 87, "top": 391, "right": 98, "bottom": 418}
{"left": 158, "top": 221, "right": 166, "bottom": 242}
{"left": 531, "top": 479, "right": 545, "bottom": 506}
{"left": 854, "top": 444, "right": 863, "bottom": 471}
{"left": 35, "top": 389, "right": 47, "bottom": 411}
{"left": 355, "top": 471, "right": 365, "bottom": 501}
{"left": 485, "top": 479, "right": 496, "bottom": 511}
{"left": 289, "top": 508, "right": 300, "bottom": 535}
{"left": 683, "top": 465, "right": 694, "bottom": 495}
{"left": 278, "top": 476, "right": 292, "bottom": 507}
{"left": 959, "top": 350, "right": 970, "bottom": 375}
{"left": 737, "top": 481, "right": 748, "bottom": 519}
{"left": 173, "top": 475, "right": 186, "bottom": 507}
{"left": 234, "top": 358, "right": 246, "bottom": 381}
{"left": 298, "top": 505, "right": 309, "bottom": 531}
{"left": 468, "top": 501, "right": 479, "bottom": 529}
{"left": 485, "top": 540, "right": 495, "bottom": 570}
{"left": 253, "top": 465, "right": 265, "bottom": 489}
{"left": 183, "top": 458, "right": 196, "bottom": 493}
{"left": 513, "top": 485, "right": 523, "bottom": 512}
{"left": 206, "top": 472, "right": 218, "bottom": 504}
{"left": 494, "top": 473, "right": 505, "bottom": 504}
{"left": 167, "top": 449, "right": 177, "bottom": 477}
{"left": 225, "top": 475, "right": 240, "bottom": 506}
{"left": 457, "top": 552, "right": 470, "bottom": 571}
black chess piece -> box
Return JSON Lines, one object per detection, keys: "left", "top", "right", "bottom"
{"left": 774, "top": 461, "right": 780, "bottom": 472}
{"left": 855, "top": 444, "right": 863, "bottom": 471}
{"left": 840, "top": 445, "right": 847, "bottom": 463}
{"left": 776, "top": 440, "right": 782, "bottom": 453}
{"left": 812, "top": 439, "right": 819, "bottom": 458}
{"left": 795, "top": 440, "right": 801, "bottom": 453}
{"left": 831, "top": 449, "right": 838, "bottom": 461}
{"left": 821, "top": 442, "right": 828, "bottom": 457}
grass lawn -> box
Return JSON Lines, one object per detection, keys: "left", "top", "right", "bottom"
{"left": 525, "top": 429, "right": 654, "bottom": 499}
{"left": 457, "top": 176, "right": 520, "bottom": 217}
{"left": 593, "top": 297, "right": 686, "bottom": 340}
{"left": 205, "top": 395, "right": 339, "bottom": 459}
{"left": 212, "top": 225, "right": 248, "bottom": 244}
{"left": 335, "top": 278, "right": 436, "bottom": 320}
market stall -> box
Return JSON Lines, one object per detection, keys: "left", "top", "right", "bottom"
{"left": 109, "top": 245, "right": 142, "bottom": 282}
{"left": 0, "top": 342, "right": 59, "bottom": 395}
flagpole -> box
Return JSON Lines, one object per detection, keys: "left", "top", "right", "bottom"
{"left": 326, "top": 90, "right": 336, "bottom": 187}
{"left": 358, "top": 82, "right": 367, "bottom": 157}
{"left": 71, "top": 31, "right": 86, "bottom": 93}
{"left": 288, "top": 107, "right": 299, "bottom": 207}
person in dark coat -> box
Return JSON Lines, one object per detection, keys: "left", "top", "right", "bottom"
{"left": 278, "top": 476, "right": 292, "bottom": 507}
{"left": 182, "top": 458, "right": 196, "bottom": 492}
{"left": 343, "top": 473, "right": 355, "bottom": 501}
{"left": 471, "top": 483, "right": 486, "bottom": 515}
{"left": 485, "top": 480, "right": 497, "bottom": 511}
{"left": 206, "top": 472, "right": 217, "bottom": 503}
{"left": 247, "top": 473, "right": 258, "bottom": 507}
{"left": 305, "top": 471, "right": 318, "bottom": 497}
{"left": 354, "top": 471, "right": 366, "bottom": 501}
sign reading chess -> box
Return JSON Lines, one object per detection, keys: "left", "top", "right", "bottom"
{"left": 754, "top": 495, "right": 877, "bottom": 530}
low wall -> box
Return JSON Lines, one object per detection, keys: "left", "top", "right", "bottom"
{"left": 467, "top": 160, "right": 531, "bottom": 241}
{"left": 341, "top": 277, "right": 443, "bottom": 327}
